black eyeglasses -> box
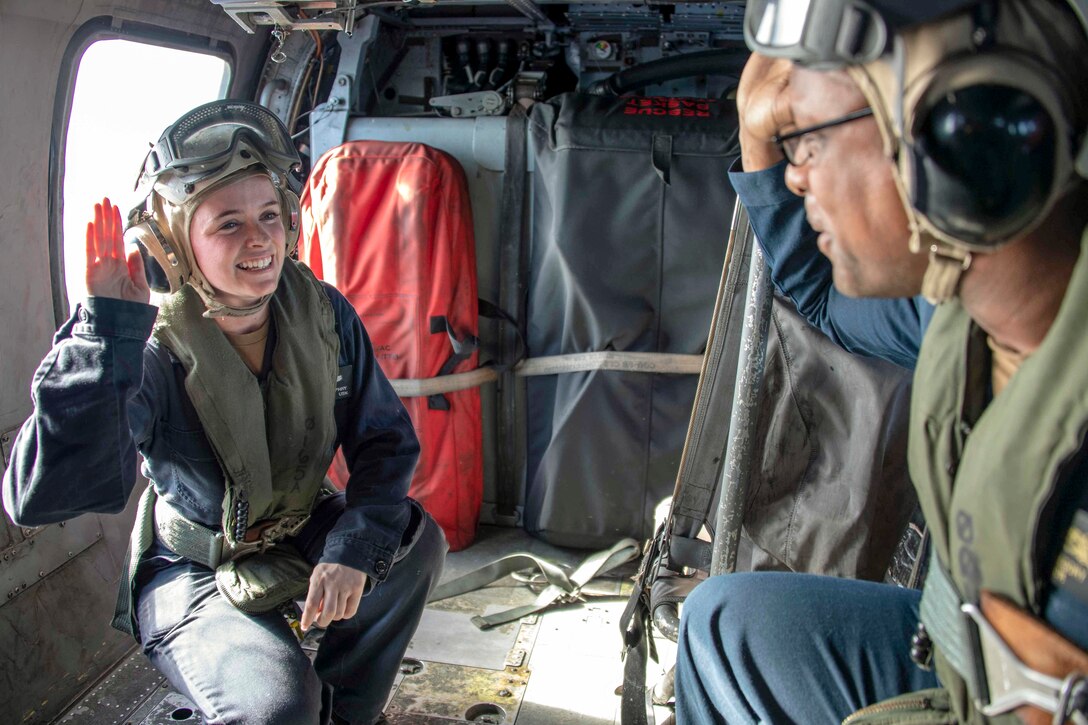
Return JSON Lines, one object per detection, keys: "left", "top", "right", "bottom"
{"left": 772, "top": 107, "right": 875, "bottom": 166}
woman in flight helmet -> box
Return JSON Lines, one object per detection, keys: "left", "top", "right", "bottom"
{"left": 3, "top": 99, "right": 446, "bottom": 725}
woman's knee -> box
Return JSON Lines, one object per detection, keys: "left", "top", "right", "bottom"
{"left": 221, "top": 662, "right": 323, "bottom": 725}
{"left": 404, "top": 510, "right": 448, "bottom": 578}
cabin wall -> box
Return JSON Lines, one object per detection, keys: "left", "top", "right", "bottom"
{"left": 0, "top": 2, "right": 267, "bottom": 721}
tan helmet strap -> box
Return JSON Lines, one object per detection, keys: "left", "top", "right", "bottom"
{"left": 921, "top": 242, "right": 972, "bottom": 304}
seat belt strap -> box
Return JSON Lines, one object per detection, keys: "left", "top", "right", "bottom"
{"left": 620, "top": 597, "right": 655, "bottom": 725}
{"left": 111, "top": 484, "right": 157, "bottom": 638}
{"left": 620, "top": 525, "right": 666, "bottom": 725}
{"left": 429, "top": 538, "right": 640, "bottom": 630}
{"left": 919, "top": 551, "right": 979, "bottom": 694}
{"left": 429, "top": 552, "right": 575, "bottom": 601}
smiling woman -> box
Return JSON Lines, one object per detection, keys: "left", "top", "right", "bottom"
{"left": 187, "top": 173, "right": 287, "bottom": 331}
{"left": 6, "top": 98, "right": 446, "bottom": 724}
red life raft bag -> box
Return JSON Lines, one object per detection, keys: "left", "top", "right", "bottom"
{"left": 299, "top": 141, "right": 482, "bottom": 551}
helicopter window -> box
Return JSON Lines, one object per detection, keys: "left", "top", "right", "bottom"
{"left": 61, "top": 39, "right": 230, "bottom": 307}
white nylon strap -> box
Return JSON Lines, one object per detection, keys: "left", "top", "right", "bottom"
{"left": 387, "top": 351, "right": 704, "bottom": 398}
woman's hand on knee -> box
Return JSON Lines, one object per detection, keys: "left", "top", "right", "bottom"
{"left": 301, "top": 562, "right": 367, "bottom": 631}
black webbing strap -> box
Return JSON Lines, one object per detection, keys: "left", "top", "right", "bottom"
{"left": 619, "top": 202, "right": 757, "bottom": 724}
{"left": 665, "top": 535, "right": 712, "bottom": 573}
{"left": 620, "top": 526, "right": 665, "bottom": 725}
{"left": 428, "top": 315, "right": 481, "bottom": 410}
{"left": 665, "top": 200, "right": 755, "bottom": 568}
{"left": 478, "top": 297, "right": 527, "bottom": 372}
{"left": 429, "top": 537, "right": 639, "bottom": 629}
{"left": 495, "top": 103, "right": 530, "bottom": 522}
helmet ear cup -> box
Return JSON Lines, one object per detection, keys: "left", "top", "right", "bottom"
{"left": 280, "top": 187, "right": 302, "bottom": 257}
{"left": 910, "top": 84, "right": 1058, "bottom": 247}
{"left": 123, "top": 214, "right": 190, "bottom": 294}
{"left": 133, "top": 239, "right": 171, "bottom": 293}
{"left": 899, "top": 44, "right": 1074, "bottom": 251}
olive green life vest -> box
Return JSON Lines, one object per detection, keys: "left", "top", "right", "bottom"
{"left": 112, "top": 260, "right": 340, "bottom": 638}
{"left": 907, "top": 230, "right": 1088, "bottom": 723}
{"left": 153, "top": 259, "right": 340, "bottom": 544}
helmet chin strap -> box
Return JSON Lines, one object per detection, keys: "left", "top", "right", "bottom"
{"left": 919, "top": 237, "right": 973, "bottom": 304}
{"left": 850, "top": 53, "right": 974, "bottom": 305}
{"left": 196, "top": 288, "right": 274, "bottom": 319}
{"left": 187, "top": 248, "right": 277, "bottom": 319}
{"left": 890, "top": 162, "right": 973, "bottom": 304}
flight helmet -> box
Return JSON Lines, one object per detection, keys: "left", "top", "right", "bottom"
{"left": 125, "top": 99, "right": 302, "bottom": 317}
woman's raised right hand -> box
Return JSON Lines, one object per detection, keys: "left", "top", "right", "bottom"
{"left": 85, "top": 198, "right": 151, "bottom": 304}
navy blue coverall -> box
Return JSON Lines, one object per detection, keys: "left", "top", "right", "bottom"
{"left": 2, "top": 284, "right": 447, "bottom": 725}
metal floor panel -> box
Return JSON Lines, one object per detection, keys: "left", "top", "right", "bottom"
{"left": 53, "top": 526, "right": 676, "bottom": 724}
{"left": 404, "top": 608, "right": 521, "bottom": 670}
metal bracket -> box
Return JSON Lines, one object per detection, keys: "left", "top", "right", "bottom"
{"left": 211, "top": 0, "right": 359, "bottom": 34}
{"left": 1, "top": 424, "right": 19, "bottom": 471}
{"left": 309, "top": 14, "right": 381, "bottom": 161}
{"left": 1, "top": 515, "right": 104, "bottom": 604}
{"left": 511, "top": 71, "right": 547, "bottom": 103}
{"left": 962, "top": 602, "right": 1088, "bottom": 720}
{"left": 431, "top": 91, "right": 508, "bottom": 118}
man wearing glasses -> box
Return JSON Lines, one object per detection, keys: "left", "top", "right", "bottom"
{"left": 674, "top": 1, "right": 1088, "bottom": 723}
{"left": 727, "top": 59, "right": 934, "bottom": 371}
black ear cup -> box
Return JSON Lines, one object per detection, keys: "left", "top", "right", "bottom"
{"left": 911, "top": 83, "right": 1057, "bottom": 247}
{"left": 134, "top": 239, "right": 171, "bottom": 293}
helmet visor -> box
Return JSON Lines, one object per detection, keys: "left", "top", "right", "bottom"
{"left": 142, "top": 100, "right": 299, "bottom": 184}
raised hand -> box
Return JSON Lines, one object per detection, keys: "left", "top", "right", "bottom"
{"left": 736, "top": 54, "right": 795, "bottom": 172}
{"left": 300, "top": 562, "right": 368, "bottom": 631}
{"left": 85, "top": 198, "right": 151, "bottom": 303}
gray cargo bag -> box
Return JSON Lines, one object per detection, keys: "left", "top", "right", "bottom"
{"left": 525, "top": 93, "right": 741, "bottom": 548}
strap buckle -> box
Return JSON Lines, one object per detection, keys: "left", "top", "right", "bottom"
{"left": 153, "top": 496, "right": 296, "bottom": 568}
{"left": 962, "top": 603, "right": 1088, "bottom": 723}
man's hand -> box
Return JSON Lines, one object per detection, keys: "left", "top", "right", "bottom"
{"left": 300, "top": 562, "right": 368, "bottom": 631}
{"left": 736, "top": 54, "right": 794, "bottom": 172}
{"left": 85, "top": 198, "right": 151, "bottom": 304}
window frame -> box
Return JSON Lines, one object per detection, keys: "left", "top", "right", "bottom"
{"left": 49, "top": 17, "right": 237, "bottom": 325}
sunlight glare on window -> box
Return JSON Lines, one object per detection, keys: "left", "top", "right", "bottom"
{"left": 64, "top": 39, "right": 230, "bottom": 306}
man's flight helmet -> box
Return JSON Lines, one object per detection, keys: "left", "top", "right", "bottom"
{"left": 124, "top": 100, "right": 302, "bottom": 317}
{"left": 744, "top": 0, "right": 1088, "bottom": 301}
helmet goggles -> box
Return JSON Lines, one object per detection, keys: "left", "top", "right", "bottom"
{"left": 744, "top": 0, "right": 980, "bottom": 68}
{"left": 138, "top": 100, "right": 300, "bottom": 205}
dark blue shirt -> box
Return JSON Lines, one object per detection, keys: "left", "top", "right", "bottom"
{"left": 729, "top": 160, "right": 934, "bottom": 370}
{"left": 1, "top": 282, "right": 419, "bottom": 585}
